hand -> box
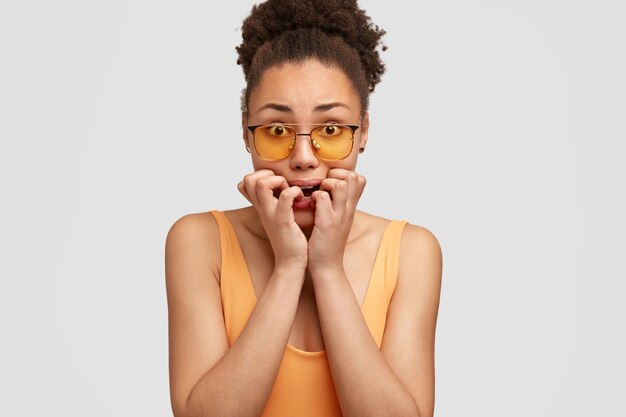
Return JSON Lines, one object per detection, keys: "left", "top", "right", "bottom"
{"left": 238, "top": 169, "right": 309, "bottom": 270}
{"left": 308, "top": 169, "right": 367, "bottom": 274}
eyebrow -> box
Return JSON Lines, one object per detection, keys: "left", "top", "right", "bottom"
{"left": 314, "top": 102, "right": 351, "bottom": 112}
{"left": 257, "top": 102, "right": 351, "bottom": 113}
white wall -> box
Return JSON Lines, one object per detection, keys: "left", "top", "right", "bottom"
{"left": 1, "top": 0, "right": 624, "bottom": 415}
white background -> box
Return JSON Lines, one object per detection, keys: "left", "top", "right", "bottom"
{"left": 1, "top": 0, "right": 625, "bottom": 416}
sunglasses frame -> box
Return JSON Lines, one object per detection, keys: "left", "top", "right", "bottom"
{"left": 247, "top": 123, "right": 360, "bottom": 161}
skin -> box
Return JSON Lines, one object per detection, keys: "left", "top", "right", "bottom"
{"left": 165, "top": 59, "right": 443, "bottom": 417}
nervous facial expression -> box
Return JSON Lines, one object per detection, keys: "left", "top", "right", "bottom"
{"left": 242, "top": 58, "right": 370, "bottom": 228}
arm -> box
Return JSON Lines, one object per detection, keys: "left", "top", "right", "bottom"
{"left": 165, "top": 214, "right": 305, "bottom": 417}
{"left": 310, "top": 224, "right": 442, "bottom": 417}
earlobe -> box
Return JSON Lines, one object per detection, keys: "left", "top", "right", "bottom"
{"left": 359, "top": 111, "right": 370, "bottom": 151}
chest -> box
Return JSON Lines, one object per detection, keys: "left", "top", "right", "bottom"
{"left": 239, "top": 235, "right": 379, "bottom": 301}
{"left": 234, "top": 235, "right": 382, "bottom": 352}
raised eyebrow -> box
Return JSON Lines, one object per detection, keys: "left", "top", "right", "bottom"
{"left": 256, "top": 102, "right": 351, "bottom": 113}
{"left": 257, "top": 103, "right": 293, "bottom": 113}
{"left": 313, "top": 102, "right": 351, "bottom": 112}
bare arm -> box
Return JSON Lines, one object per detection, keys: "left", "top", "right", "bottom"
{"left": 165, "top": 214, "right": 305, "bottom": 417}
{"left": 310, "top": 224, "right": 442, "bottom": 417}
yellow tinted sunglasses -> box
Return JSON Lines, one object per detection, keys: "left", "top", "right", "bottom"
{"left": 247, "top": 123, "right": 359, "bottom": 161}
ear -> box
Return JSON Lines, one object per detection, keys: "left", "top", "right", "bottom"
{"left": 242, "top": 112, "right": 251, "bottom": 150}
{"left": 358, "top": 111, "right": 370, "bottom": 152}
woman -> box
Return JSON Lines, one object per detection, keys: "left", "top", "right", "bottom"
{"left": 165, "top": 1, "right": 442, "bottom": 416}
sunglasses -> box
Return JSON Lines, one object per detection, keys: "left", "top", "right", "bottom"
{"left": 247, "top": 123, "right": 360, "bottom": 161}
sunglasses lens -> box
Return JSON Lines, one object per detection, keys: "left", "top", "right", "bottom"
{"left": 311, "top": 125, "right": 354, "bottom": 160}
{"left": 252, "top": 124, "right": 355, "bottom": 160}
{"left": 253, "top": 125, "right": 295, "bottom": 160}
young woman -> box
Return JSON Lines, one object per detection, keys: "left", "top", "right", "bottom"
{"left": 165, "top": 1, "right": 442, "bottom": 416}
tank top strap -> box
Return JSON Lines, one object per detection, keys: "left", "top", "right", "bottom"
{"left": 361, "top": 219, "right": 408, "bottom": 348}
{"left": 209, "top": 210, "right": 256, "bottom": 345}
{"left": 381, "top": 220, "right": 408, "bottom": 304}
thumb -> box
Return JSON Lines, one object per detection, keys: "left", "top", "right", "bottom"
{"left": 237, "top": 180, "right": 253, "bottom": 204}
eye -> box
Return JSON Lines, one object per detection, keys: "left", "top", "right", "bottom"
{"left": 268, "top": 125, "right": 290, "bottom": 136}
{"left": 320, "top": 124, "right": 343, "bottom": 136}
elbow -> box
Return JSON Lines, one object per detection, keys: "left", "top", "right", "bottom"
{"left": 408, "top": 404, "right": 422, "bottom": 417}
{"left": 173, "top": 391, "right": 232, "bottom": 417}
{"left": 362, "top": 400, "right": 422, "bottom": 417}
{"left": 414, "top": 402, "right": 432, "bottom": 417}
{"left": 172, "top": 390, "right": 201, "bottom": 417}
{"left": 171, "top": 399, "right": 190, "bottom": 417}
{"left": 397, "top": 399, "right": 423, "bottom": 417}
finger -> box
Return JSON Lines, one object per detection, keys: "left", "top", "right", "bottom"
{"left": 237, "top": 180, "right": 253, "bottom": 204}
{"left": 243, "top": 170, "right": 278, "bottom": 206}
{"left": 356, "top": 174, "right": 367, "bottom": 200}
{"left": 345, "top": 171, "right": 360, "bottom": 205}
{"left": 330, "top": 180, "right": 348, "bottom": 214}
{"left": 255, "top": 176, "right": 289, "bottom": 209}
{"left": 319, "top": 178, "right": 341, "bottom": 196}
{"left": 276, "top": 186, "right": 305, "bottom": 217}
{"left": 320, "top": 178, "right": 347, "bottom": 213}
{"left": 312, "top": 190, "right": 334, "bottom": 221}
{"left": 310, "top": 189, "right": 324, "bottom": 210}
{"left": 326, "top": 168, "right": 351, "bottom": 180}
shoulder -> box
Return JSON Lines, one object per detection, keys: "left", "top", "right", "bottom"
{"left": 165, "top": 211, "right": 222, "bottom": 281}
{"left": 396, "top": 222, "right": 443, "bottom": 300}
{"left": 166, "top": 211, "right": 220, "bottom": 246}
{"left": 354, "top": 211, "right": 442, "bottom": 260}
{"left": 399, "top": 223, "right": 442, "bottom": 264}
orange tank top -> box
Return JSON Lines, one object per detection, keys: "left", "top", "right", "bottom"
{"left": 210, "top": 210, "right": 407, "bottom": 416}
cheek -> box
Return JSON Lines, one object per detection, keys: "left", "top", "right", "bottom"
{"left": 328, "top": 154, "right": 358, "bottom": 170}
{"left": 251, "top": 159, "right": 265, "bottom": 171}
{"left": 251, "top": 158, "right": 285, "bottom": 173}
{"left": 250, "top": 153, "right": 359, "bottom": 173}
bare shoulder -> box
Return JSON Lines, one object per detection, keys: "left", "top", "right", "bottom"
{"left": 165, "top": 211, "right": 222, "bottom": 282}
{"left": 397, "top": 222, "right": 443, "bottom": 292}
{"left": 399, "top": 223, "right": 443, "bottom": 268}
{"left": 356, "top": 210, "right": 442, "bottom": 277}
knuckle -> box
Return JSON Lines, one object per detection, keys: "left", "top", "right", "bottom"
{"left": 243, "top": 175, "right": 255, "bottom": 187}
{"left": 256, "top": 178, "right": 269, "bottom": 189}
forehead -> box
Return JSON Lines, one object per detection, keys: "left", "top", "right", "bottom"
{"left": 248, "top": 59, "right": 360, "bottom": 115}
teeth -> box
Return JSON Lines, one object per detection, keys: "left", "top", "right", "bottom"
{"left": 299, "top": 185, "right": 314, "bottom": 189}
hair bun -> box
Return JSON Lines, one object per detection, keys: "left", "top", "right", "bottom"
{"left": 236, "top": 0, "right": 387, "bottom": 93}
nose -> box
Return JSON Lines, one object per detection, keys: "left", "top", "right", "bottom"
{"left": 289, "top": 133, "right": 319, "bottom": 170}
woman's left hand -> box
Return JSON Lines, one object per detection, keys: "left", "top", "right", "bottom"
{"left": 308, "top": 168, "right": 366, "bottom": 274}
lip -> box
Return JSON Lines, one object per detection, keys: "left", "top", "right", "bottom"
{"left": 286, "top": 179, "right": 322, "bottom": 210}
{"left": 287, "top": 179, "right": 323, "bottom": 187}
{"left": 292, "top": 196, "right": 313, "bottom": 209}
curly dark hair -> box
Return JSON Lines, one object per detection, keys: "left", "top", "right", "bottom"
{"left": 235, "top": 0, "right": 387, "bottom": 113}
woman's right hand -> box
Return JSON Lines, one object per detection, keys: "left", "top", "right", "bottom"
{"left": 237, "top": 169, "right": 308, "bottom": 271}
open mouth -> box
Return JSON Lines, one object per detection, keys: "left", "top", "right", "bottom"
{"left": 298, "top": 184, "right": 321, "bottom": 198}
